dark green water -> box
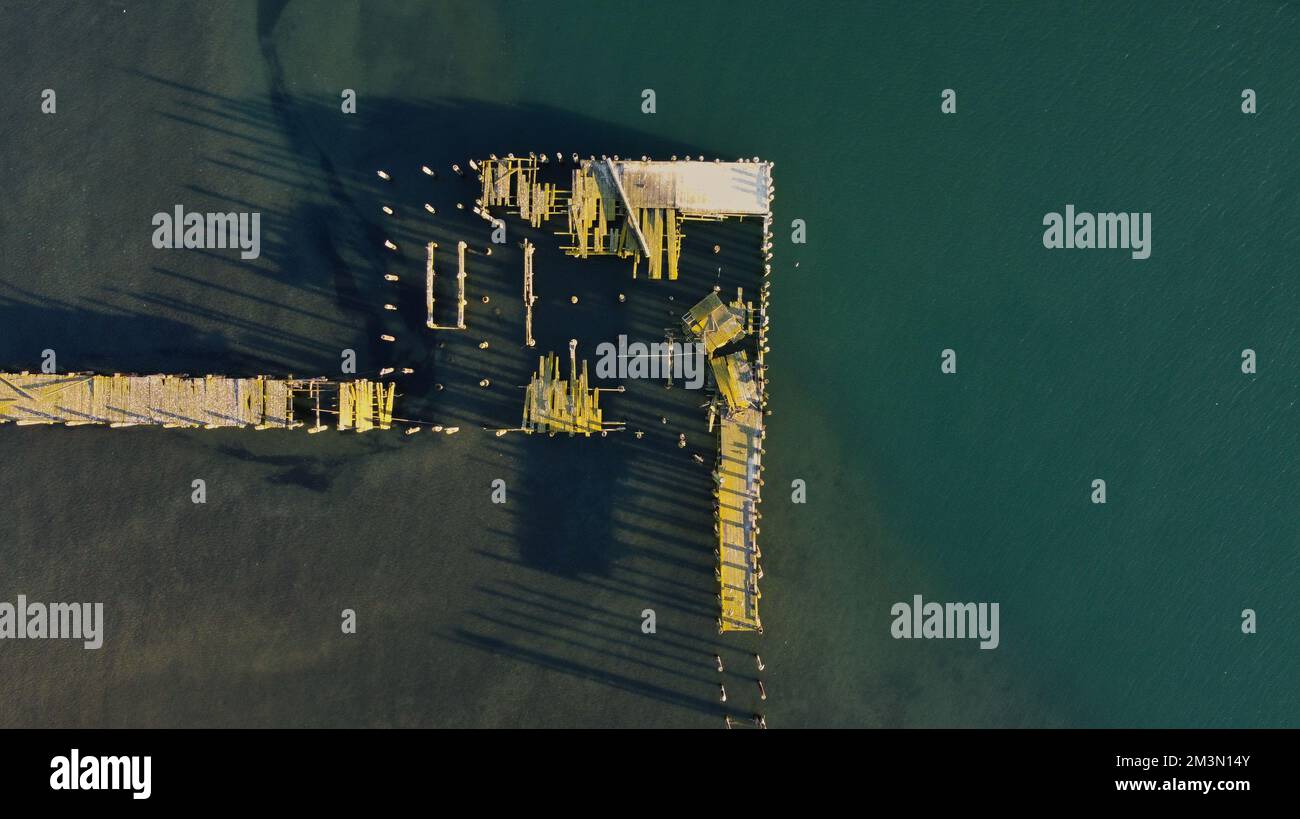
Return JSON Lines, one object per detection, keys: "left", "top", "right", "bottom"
{"left": 1, "top": 1, "right": 1296, "bottom": 727}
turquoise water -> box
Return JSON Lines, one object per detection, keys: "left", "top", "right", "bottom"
{"left": 1, "top": 1, "right": 1296, "bottom": 727}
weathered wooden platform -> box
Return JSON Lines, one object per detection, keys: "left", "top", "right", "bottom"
{"left": 0, "top": 372, "right": 394, "bottom": 432}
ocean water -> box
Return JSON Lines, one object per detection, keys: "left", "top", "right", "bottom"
{"left": 0, "top": 0, "right": 1296, "bottom": 727}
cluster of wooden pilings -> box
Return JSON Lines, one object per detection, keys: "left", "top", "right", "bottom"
{"left": 513, "top": 340, "right": 624, "bottom": 437}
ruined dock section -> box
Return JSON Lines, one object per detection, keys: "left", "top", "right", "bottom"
{"left": 477, "top": 154, "right": 772, "bottom": 280}
{"left": 0, "top": 373, "right": 394, "bottom": 432}
{"left": 565, "top": 158, "right": 770, "bottom": 280}
{"left": 717, "top": 407, "right": 763, "bottom": 631}
{"left": 477, "top": 153, "right": 774, "bottom": 634}
{"left": 519, "top": 341, "right": 622, "bottom": 436}
{"left": 683, "top": 287, "right": 767, "bottom": 633}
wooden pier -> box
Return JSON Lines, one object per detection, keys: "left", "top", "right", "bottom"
{"left": 717, "top": 406, "right": 763, "bottom": 632}
{"left": 0, "top": 373, "right": 394, "bottom": 432}
{"left": 477, "top": 154, "right": 776, "bottom": 634}
{"left": 681, "top": 285, "right": 767, "bottom": 632}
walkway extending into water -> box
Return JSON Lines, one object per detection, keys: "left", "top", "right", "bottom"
{"left": 0, "top": 372, "right": 393, "bottom": 431}
{"left": 717, "top": 406, "right": 762, "bottom": 632}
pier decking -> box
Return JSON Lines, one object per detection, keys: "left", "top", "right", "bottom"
{"left": 680, "top": 284, "right": 767, "bottom": 632}
{"left": 717, "top": 407, "right": 763, "bottom": 631}
{"left": 607, "top": 160, "right": 772, "bottom": 217}
{"left": 0, "top": 372, "right": 394, "bottom": 431}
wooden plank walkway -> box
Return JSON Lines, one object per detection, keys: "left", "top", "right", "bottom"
{"left": 0, "top": 373, "right": 394, "bottom": 432}
{"left": 717, "top": 406, "right": 763, "bottom": 632}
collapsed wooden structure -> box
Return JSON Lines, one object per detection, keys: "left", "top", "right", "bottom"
{"left": 520, "top": 341, "right": 619, "bottom": 436}
{"left": 478, "top": 153, "right": 775, "bottom": 634}
{"left": 479, "top": 155, "right": 772, "bottom": 280}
